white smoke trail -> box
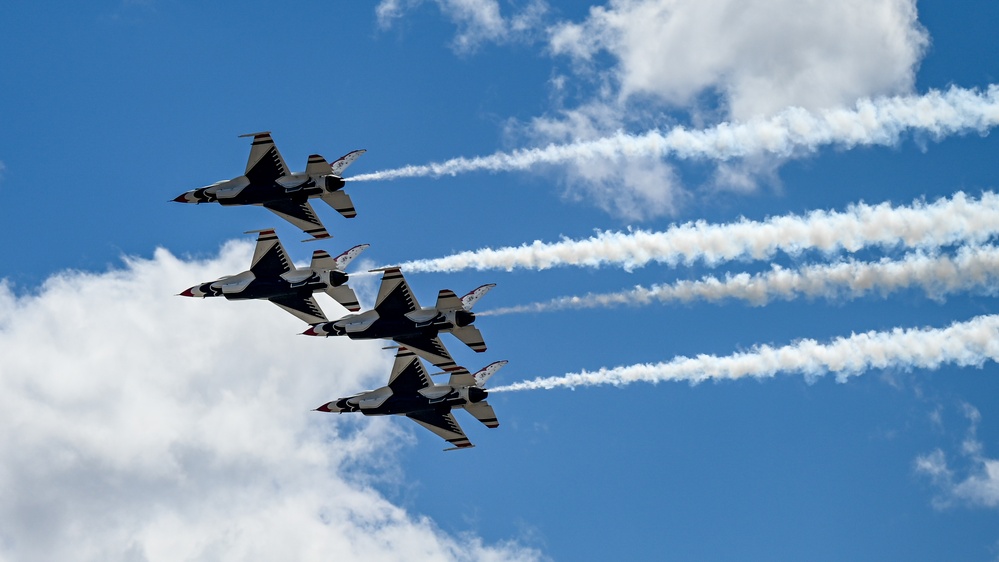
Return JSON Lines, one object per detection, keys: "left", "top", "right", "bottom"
{"left": 350, "top": 85, "right": 999, "bottom": 182}
{"left": 490, "top": 314, "right": 999, "bottom": 392}
{"left": 392, "top": 191, "right": 999, "bottom": 272}
{"left": 480, "top": 245, "right": 999, "bottom": 315}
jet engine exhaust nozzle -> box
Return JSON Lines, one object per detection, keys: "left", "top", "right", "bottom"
{"left": 454, "top": 310, "right": 475, "bottom": 327}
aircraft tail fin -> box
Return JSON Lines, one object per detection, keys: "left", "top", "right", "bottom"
{"left": 464, "top": 401, "right": 499, "bottom": 429}
{"left": 451, "top": 325, "right": 486, "bottom": 353}
{"left": 333, "top": 243, "right": 369, "bottom": 271}
{"left": 329, "top": 149, "right": 366, "bottom": 177}
{"left": 460, "top": 284, "right": 495, "bottom": 311}
{"left": 471, "top": 360, "right": 507, "bottom": 388}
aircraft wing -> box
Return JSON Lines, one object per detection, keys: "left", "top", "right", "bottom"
{"left": 387, "top": 348, "right": 432, "bottom": 392}
{"left": 406, "top": 410, "right": 473, "bottom": 450}
{"left": 268, "top": 294, "right": 328, "bottom": 324}
{"left": 241, "top": 132, "right": 289, "bottom": 184}
{"left": 373, "top": 268, "right": 419, "bottom": 315}
{"left": 248, "top": 229, "right": 292, "bottom": 277}
{"left": 262, "top": 199, "right": 330, "bottom": 240}
{"left": 394, "top": 335, "right": 458, "bottom": 373}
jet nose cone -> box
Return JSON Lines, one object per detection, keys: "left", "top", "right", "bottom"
{"left": 314, "top": 403, "right": 333, "bottom": 412}
{"left": 172, "top": 192, "right": 193, "bottom": 203}
{"left": 178, "top": 287, "right": 196, "bottom": 297}
{"left": 302, "top": 325, "right": 321, "bottom": 337}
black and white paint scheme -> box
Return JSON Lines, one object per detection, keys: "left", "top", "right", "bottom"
{"left": 303, "top": 267, "right": 494, "bottom": 372}
{"left": 173, "top": 132, "right": 365, "bottom": 240}
{"left": 180, "top": 229, "right": 368, "bottom": 324}
{"left": 316, "top": 347, "right": 505, "bottom": 450}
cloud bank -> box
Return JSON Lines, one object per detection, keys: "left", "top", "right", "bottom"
{"left": 0, "top": 242, "right": 539, "bottom": 561}
{"left": 549, "top": 0, "right": 928, "bottom": 120}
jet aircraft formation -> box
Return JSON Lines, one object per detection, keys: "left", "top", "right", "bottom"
{"left": 175, "top": 133, "right": 503, "bottom": 449}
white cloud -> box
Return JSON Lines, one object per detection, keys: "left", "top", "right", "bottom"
{"left": 376, "top": 0, "right": 548, "bottom": 53}
{"left": 549, "top": 0, "right": 928, "bottom": 120}
{"left": 0, "top": 242, "right": 540, "bottom": 561}
{"left": 535, "top": 0, "right": 929, "bottom": 215}
{"left": 916, "top": 404, "right": 999, "bottom": 509}
{"left": 371, "top": 0, "right": 936, "bottom": 217}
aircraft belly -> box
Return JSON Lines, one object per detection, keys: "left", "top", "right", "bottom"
{"left": 367, "top": 318, "right": 439, "bottom": 340}
{"left": 230, "top": 282, "right": 297, "bottom": 301}
{"left": 377, "top": 396, "right": 446, "bottom": 416}
{"left": 218, "top": 182, "right": 285, "bottom": 206}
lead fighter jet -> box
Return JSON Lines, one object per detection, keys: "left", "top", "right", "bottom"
{"left": 173, "top": 132, "right": 365, "bottom": 240}
{"left": 303, "top": 267, "right": 494, "bottom": 373}
{"left": 316, "top": 347, "right": 505, "bottom": 450}
{"left": 179, "top": 228, "right": 368, "bottom": 323}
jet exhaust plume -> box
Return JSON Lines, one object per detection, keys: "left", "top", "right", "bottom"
{"left": 479, "top": 245, "right": 999, "bottom": 315}
{"left": 490, "top": 314, "right": 999, "bottom": 392}
{"left": 350, "top": 86, "right": 999, "bottom": 182}
{"left": 390, "top": 191, "right": 999, "bottom": 272}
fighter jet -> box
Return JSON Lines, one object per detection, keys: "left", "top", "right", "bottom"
{"left": 179, "top": 228, "right": 368, "bottom": 324}
{"left": 173, "top": 132, "right": 364, "bottom": 240}
{"left": 316, "top": 347, "right": 505, "bottom": 450}
{"left": 303, "top": 267, "right": 493, "bottom": 373}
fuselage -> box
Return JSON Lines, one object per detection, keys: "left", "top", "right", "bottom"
{"left": 185, "top": 268, "right": 348, "bottom": 301}
{"left": 322, "top": 384, "right": 488, "bottom": 416}
{"left": 176, "top": 173, "right": 346, "bottom": 206}
{"left": 311, "top": 307, "right": 476, "bottom": 340}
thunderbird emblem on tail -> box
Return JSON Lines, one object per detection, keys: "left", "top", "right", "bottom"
{"left": 173, "top": 132, "right": 365, "bottom": 240}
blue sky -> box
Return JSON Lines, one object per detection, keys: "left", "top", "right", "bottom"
{"left": 2, "top": 1, "right": 999, "bottom": 560}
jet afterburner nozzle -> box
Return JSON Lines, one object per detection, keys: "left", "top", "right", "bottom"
{"left": 454, "top": 310, "right": 476, "bottom": 327}
{"left": 467, "top": 387, "right": 488, "bottom": 403}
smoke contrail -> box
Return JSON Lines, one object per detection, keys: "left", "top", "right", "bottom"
{"left": 350, "top": 85, "right": 999, "bottom": 182}
{"left": 490, "top": 314, "right": 999, "bottom": 392}
{"left": 480, "top": 245, "right": 999, "bottom": 315}
{"left": 391, "top": 191, "right": 999, "bottom": 272}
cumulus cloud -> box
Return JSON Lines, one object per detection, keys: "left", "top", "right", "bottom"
{"left": 372, "top": 0, "right": 937, "bottom": 217}
{"left": 0, "top": 241, "right": 540, "bottom": 561}
{"left": 536, "top": 0, "right": 930, "bottom": 215}
{"left": 376, "top": 0, "right": 548, "bottom": 52}
{"left": 916, "top": 404, "right": 999, "bottom": 510}
{"left": 549, "top": 0, "right": 928, "bottom": 120}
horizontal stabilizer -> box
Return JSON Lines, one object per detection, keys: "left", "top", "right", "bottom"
{"left": 451, "top": 325, "right": 486, "bottom": 353}
{"left": 461, "top": 284, "right": 495, "bottom": 311}
{"left": 321, "top": 190, "right": 357, "bottom": 219}
{"left": 435, "top": 289, "right": 463, "bottom": 312}
{"left": 305, "top": 154, "right": 332, "bottom": 177}
{"left": 326, "top": 284, "right": 361, "bottom": 312}
{"left": 310, "top": 249, "right": 336, "bottom": 272}
{"left": 464, "top": 401, "right": 499, "bottom": 429}
{"left": 330, "top": 149, "right": 366, "bottom": 177}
